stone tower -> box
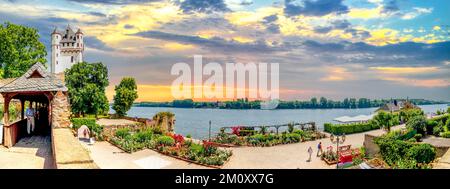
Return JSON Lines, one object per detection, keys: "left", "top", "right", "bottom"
{"left": 51, "top": 25, "right": 84, "bottom": 74}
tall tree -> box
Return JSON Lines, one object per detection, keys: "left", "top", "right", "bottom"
{"left": 112, "top": 77, "right": 138, "bottom": 117}
{"left": 65, "top": 62, "right": 109, "bottom": 117}
{"left": 0, "top": 22, "right": 47, "bottom": 78}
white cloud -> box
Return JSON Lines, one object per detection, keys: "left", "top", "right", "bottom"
{"left": 401, "top": 7, "right": 433, "bottom": 20}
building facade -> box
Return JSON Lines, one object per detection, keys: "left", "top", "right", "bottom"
{"left": 51, "top": 25, "right": 84, "bottom": 74}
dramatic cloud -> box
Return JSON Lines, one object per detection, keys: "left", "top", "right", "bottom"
{"left": 284, "top": 0, "right": 349, "bottom": 17}
{"left": 301, "top": 40, "right": 450, "bottom": 66}
{"left": 313, "top": 20, "right": 371, "bottom": 39}
{"left": 381, "top": 0, "right": 399, "bottom": 14}
{"left": 262, "top": 14, "right": 280, "bottom": 34}
{"left": 133, "top": 30, "right": 278, "bottom": 53}
{"left": 66, "top": 0, "right": 158, "bottom": 4}
{"left": 84, "top": 36, "right": 115, "bottom": 51}
{"left": 178, "top": 0, "right": 230, "bottom": 13}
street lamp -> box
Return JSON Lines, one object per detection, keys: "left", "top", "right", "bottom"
{"left": 330, "top": 133, "right": 346, "bottom": 169}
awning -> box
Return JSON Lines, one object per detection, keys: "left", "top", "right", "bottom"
{"left": 333, "top": 114, "right": 375, "bottom": 123}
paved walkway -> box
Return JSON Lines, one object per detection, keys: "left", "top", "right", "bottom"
{"left": 0, "top": 136, "right": 54, "bottom": 169}
{"left": 87, "top": 125, "right": 405, "bottom": 169}
{"left": 82, "top": 141, "right": 206, "bottom": 169}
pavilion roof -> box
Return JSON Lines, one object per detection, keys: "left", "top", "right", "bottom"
{"left": 0, "top": 63, "right": 67, "bottom": 93}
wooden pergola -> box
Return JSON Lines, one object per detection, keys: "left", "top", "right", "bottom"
{"left": 0, "top": 63, "right": 67, "bottom": 147}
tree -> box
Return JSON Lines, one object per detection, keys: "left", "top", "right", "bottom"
{"left": 372, "top": 111, "right": 395, "bottom": 132}
{"left": 0, "top": 22, "right": 47, "bottom": 78}
{"left": 310, "top": 97, "right": 318, "bottom": 108}
{"left": 319, "top": 97, "right": 327, "bottom": 108}
{"left": 112, "top": 77, "right": 138, "bottom": 117}
{"left": 65, "top": 62, "right": 109, "bottom": 117}
{"left": 407, "top": 115, "right": 427, "bottom": 135}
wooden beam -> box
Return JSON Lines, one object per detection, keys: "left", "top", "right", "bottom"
{"left": 20, "top": 99, "right": 25, "bottom": 120}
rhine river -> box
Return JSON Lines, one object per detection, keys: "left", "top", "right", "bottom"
{"left": 117, "top": 104, "right": 448, "bottom": 139}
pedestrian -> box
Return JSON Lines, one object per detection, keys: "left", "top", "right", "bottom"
{"left": 26, "top": 103, "right": 35, "bottom": 135}
{"left": 307, "top": 146, "right": 313, "bottom": 162}
{"left": 317, "top": 142, "right": 323, "bottom": 157}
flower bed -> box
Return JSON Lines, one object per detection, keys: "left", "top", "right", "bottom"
{"left": 211, "top": 128, "right": 326, "bottom": 147}
{"left": 109, "top": 128, "right": 232, "bottom": 167}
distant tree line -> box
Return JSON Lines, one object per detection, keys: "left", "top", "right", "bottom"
{"left": 134, "top": 98, "right": 447, "bottom": 110}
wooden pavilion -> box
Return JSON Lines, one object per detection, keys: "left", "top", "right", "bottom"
{"left": 0, "top": 63, "right": 70, "bottom": 147}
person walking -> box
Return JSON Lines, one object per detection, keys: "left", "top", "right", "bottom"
{"left": 26, "top": 103, "right": 35, "bottom": 135}
{"left": 307, "top": 146, "right": 313, "bottom": 162}
{"left": 317, "top": 142, "right": 323, "bottom": 157}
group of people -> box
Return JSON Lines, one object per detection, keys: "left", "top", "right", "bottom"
{"left": 307, "top": 142, "right": 323, "bottom": 162}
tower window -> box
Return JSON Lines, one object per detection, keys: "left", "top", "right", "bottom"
{"left": 56, "top": 61, "right": 58, "bottom": 65}
{"left": 56, "top": 53, "right": 58, "bottom": 57}
{"left": 71, "top": 56, "right": 74, "bottom": 63}
{"left": 77, "top": 43, "right": 79, "bottom": 47}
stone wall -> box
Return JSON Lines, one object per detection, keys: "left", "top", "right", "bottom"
{"left": 363, "top": 134, "right": 379, "bottom": 157}
{"left": 51, "top": 91, "right": 71, "bottom": 128}
{"left": 51, "top": 127, "right": 98, "bottom": 169}
{"left": 102, "top": 122, "right": 148, "bottom": 141}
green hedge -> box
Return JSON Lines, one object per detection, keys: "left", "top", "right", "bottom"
{"left": 71, "top": 117, "right": 104, "bottom": 140}
{"left": 324, "top": 122, "right": 376, "bottom": 135}
{"left": 71, "top": 118, "right": 97, "bottom": 130}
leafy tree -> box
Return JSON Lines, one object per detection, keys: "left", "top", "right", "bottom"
{"left": 372, "top": 111, "right": 396, "bottom": 132}
{"left": 112, "top": 77, "right": 138, "bottom": 117}
{"left": 310, "top": 97, "right": 318, "bottom": 108}
{"left": 407, "top": 116, "right": 427, "bottom": 135}
{"left": 0, "top": 22, "right": 47, "bottom": 78}
{"left": 65, "top": 62, "right": 109, "bottom": 117}
{"left": 319, "top": 97, "right": 327, "bottom": 108}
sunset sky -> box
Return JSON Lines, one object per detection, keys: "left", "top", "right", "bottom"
{"left": 1, "top": 0, "right": 449, "bottom": 102}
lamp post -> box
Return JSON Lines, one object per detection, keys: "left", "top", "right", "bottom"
{"left": 330, "top": 133, "right": 346, "bottom": 169}
{"left": 208, "top": 120, "right": 212, "bottom": 141}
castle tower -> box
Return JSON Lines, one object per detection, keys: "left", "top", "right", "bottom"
{"left": 51, "top": 28, "right": 61, "bottom": 74}
{"left": 51, "top": 25, "right": 84, "bottom": 74}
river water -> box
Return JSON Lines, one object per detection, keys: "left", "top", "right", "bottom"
{"left": 117, "top": 104, "right": 448, "bottom": 139}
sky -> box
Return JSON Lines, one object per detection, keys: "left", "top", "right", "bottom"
{"left": 0, "top": 0, "right": 449, "bottom": 102}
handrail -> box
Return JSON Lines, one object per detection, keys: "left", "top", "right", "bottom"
{"left": 220, "top": 122, "right": 316, "bottom": 129}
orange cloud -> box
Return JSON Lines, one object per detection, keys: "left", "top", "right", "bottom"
{"left": 107, "top": 84, "right": 173, "bottom": 102}
{"left": 321, "top": 67, "right": 354, "bottom": 81}
{"left": 370, "top": 66, "right": 439, "bottom": 74}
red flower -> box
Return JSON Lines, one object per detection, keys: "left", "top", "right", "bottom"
{"left": 231, "top": 126, "right": 241, "bottom": 136}
{"left": 172, "top": 134, "right": 185, "bottom": 144}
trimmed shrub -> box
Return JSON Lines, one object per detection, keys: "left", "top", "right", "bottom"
{"left": 115, "top": 128, "right": 131, "bottom": 139}
{"left": 406, "top": 144, "right": 436, "bottom": 164}
{"left": 414, "top": 134, "right": 422, "bottom": 142}
{"left": 426, "top": 120, "right": 438, "bottom": 135}
{"left": 71, "top": 118, "right": 96, "bottom": 130}
{"left": 156, "top": 135, "right": 175, "bottom": 146}
{"left": 440, "top": 131, "right": 450, "bottom": 138}
{"left": 134, "top": 129, "right": 153, "bottom": 143}
{"left": 324, "top": 122, "right": 374, "bottom": 135}
{"left": 374, "top": 137, "right": 413, "bottom": 165}
{"left": 406, "top": 116, "right": 427, "bottom": 135}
